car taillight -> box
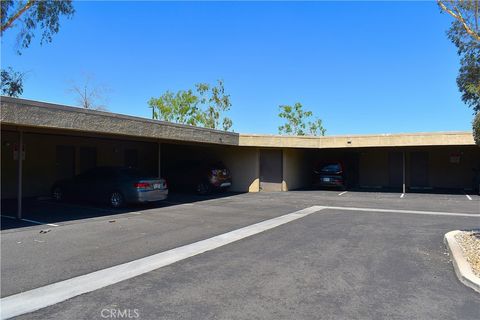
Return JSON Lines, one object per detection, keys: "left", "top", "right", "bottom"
{"left": 134, "top": 182, "right": 150, "bottom": 189}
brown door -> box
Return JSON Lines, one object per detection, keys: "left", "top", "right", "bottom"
{"left": 125, "top": 149, "right": 139, "bottom": 169}
{"left": 410, "top": 152, "right": 429, "bottom": 188}
{"left": 389, "top": 152, "right": 403, "bottom": 189}
{"left": 259, "top": 149, "right": 283, "bottom": 192}
{"left": 79, "top": 147, "right": 97, "bottom": 173}
{"left": 55, "top": 145, "right": 75, "bottom": 180}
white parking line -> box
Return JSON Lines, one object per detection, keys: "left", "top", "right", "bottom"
{"left": 20, "top": 219, "right": 59, "bottom": 227}
{"left": 400, "top": 193, "right": 405, "bottom": 198}
{"left": 324, "top": 206, "right": 479, "bottom": 217}
{"left": 465, "top": 194, "right": 472, "bottom": 201}
{"left": 0, "top": 206, "right": 324, "bottom": 319}
{"left": 2, "top": 204, "right": 477, "bottom": 319}
{"left": 1, "top": 215, "right": 59, "bottom": 227}
{"left": 338, "top": 191, "right": 348, "bottom": 196}
{"left": 1, "top": 215, "right": 16, "bottom": 220}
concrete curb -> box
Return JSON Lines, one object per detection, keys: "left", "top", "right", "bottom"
{"left": 444, "top": 230, "right": 480, "bottom": 294}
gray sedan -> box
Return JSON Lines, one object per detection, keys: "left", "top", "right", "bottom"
{"left": 51, "top": 167, "right": 168, "bottom": 208}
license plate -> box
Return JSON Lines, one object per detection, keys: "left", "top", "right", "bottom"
{"left": 153, "top": 183, "right": 161, "bottom": 189}
{"left": 322, "top": 178, "right": 330, "bottom": 182}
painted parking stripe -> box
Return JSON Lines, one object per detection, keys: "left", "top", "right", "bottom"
{"left": 400, "top": 193, "right": 405, "bottom": 198}
{"left": 0, "top": 216, "right": 59, "bottom": 227}
{"left": 324, "top": 206, "right": 479, "bottom": 217}
{"left": 338, "top": 191, "right": 348, "bottom": 196}
{"left": 465, "top": 194, "right": 472, "bottom": 201}
{"left": 0, "top": 206, "right": 324, "bottom": 320}
{"left": 20, "top": 218, "right": 60, "bottom": 227}
{"left": 0, "top": 215, "right": 16, "bottom": 220}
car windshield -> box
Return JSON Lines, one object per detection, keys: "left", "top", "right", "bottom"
{"left": 320, "top": 163, "right": 341, "bottom": 173}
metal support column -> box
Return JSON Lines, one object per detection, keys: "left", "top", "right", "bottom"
{"left": 17, "top": 130, "right": 23, "bottom": 219}
{"left": 158, "top": 142, "right": 162, "bottom": 177}
{"left": 402, "top": 151, "right": 406, "bottom": 194}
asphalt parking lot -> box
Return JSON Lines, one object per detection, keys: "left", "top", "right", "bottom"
{"left": 1, "top": 190, "right": 479, "bottom": 319}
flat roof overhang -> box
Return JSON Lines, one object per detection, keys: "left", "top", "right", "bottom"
{"left": 0, "top": 97, "right": 239, "bottom": 146}
{"left": 1, "top": 96, "right": 476, "bottom": 149}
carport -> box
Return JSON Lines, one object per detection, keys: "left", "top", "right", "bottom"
{"left": 1, "top": 97, "right": 478, "bottom": 222}
{"left": 0, "top": 97, "right": 242, "bottom": 220}
{"left": 239, "top": 133, "right": 480, "bottom": 193}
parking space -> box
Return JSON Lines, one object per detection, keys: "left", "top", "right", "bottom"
{"left": 2, "top": 191, "right": 479, "bottom": 301}
{"left": 3, "top": 191, "right": 478, "bottom": 320}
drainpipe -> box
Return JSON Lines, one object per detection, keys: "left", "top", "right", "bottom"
{"left": 17, "top": 130, "right": 23, "bottom": 219}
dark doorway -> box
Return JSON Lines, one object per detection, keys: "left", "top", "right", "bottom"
{"left": 79, "top": 147, "right": 97, "bottom": 173}
{"left": 125, "top": 149, "right": 139, "bottom": 169}
{"left": 260, "top": 149, "right": 283, "bottom": 192}
{"left": 389, "top": 152, "right": 403, "bottom": 189}
{"left": 410, "top": 152, "right": 429, "bottom": 188}
{"left": 55, "top": 145, "right": 75, "bottom": 180}
{"left": 344, "top": 152, "right": 360, "bottom": 188}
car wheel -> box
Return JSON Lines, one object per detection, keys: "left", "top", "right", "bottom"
{"left": 197, "top": 182, "right": 211, "bottom": 195}
{"left": 52, "top": 186, "right": 63, "bottom": 201}
{"left": 109, "top": 191, "right": 125, "bottom": 208}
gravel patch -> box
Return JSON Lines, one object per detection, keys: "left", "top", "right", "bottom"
{"left": 455, "top": 230, "right": 480, "bottom": 277}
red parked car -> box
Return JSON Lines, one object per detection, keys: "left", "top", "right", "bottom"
{"left": 166, "top": 161, "right": 232, "bottom": 195}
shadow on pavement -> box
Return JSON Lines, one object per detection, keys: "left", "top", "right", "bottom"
{"left": 292, "top": 187, "right": 472, "bottom": 195}
{"left": 0, "top": 191, "right": 244, "bottom": 231}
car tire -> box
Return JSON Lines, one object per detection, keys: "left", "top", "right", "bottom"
{"left": 109, "top": 191, "right": 125, "bottom": 208}
{"left": 197, "top": 182, "right": 211, "bottom": 195}
{"left": 52, "top": 186, "right": 63, "bottom": 201}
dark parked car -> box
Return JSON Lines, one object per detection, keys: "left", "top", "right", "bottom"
{"left": 166, "top": 161, "right": 232, "bottom": 194}
{"left": 51, "top": 167, "right": 168, "bottom": 208}
{"left": 313, "top": 161, "right": 346, "bottom": 190}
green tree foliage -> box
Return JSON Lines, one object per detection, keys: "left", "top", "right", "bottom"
{"left": 148, "top": 89, "right": 201, "bottom": 126}
{"left": 278, "top": 102, "right": 326, "bottom": 136}
{"left": 438, "top": 1, "right": 480, "bottom": 144}
{"left": 1, "top": 0, "right": 75, "bottom": 51}
{"left": 1, "top": 67, "right": 24, "bottom": 97}
{"left": 1, "top": 0, "right": 74, "bottom": 97}
{"left": 473, "top": 112, "right": 480, "bottom": 144}
{"left": 196, "top": 80, "right": 232, "bottom": 131}
{"left": 148, "top": 80, "right": 233, "bottom": 131}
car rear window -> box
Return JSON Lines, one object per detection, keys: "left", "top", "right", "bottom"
{"left": 118, "top": 168, "right": 143, "bottom": 178}
{"left": 320, "top": 163, "right": 341, "bottom": 173}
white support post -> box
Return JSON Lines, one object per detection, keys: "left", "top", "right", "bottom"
{"left": 158, "top": 142, "right": 162, "bottom": 177}
{"left": 402, "top": 151, "right": 406, "bottom": 194}
{"left": 17, "top": 130, "right": 23, "bottom": 219}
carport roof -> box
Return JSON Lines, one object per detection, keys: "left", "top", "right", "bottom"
{"left": 1, "top": 96, "right": 476, "bottom": 148}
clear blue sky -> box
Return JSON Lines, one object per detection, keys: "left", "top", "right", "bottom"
{"left": 1, "top": 1, "right": 475, "bottom": 135}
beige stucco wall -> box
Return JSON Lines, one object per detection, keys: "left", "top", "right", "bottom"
{"left": 282, "top": 148, "right": 310, "bottom": 191}
{"left": 214, "top": 146, "right": 259, "bottom": 192}
{"left": 1, "top": 131, "right": 158, "bottom": 199}
{"left": 239, "top": 132, "right": 475, "bottom": 149}
{"left": 359, "top": 149, "right": 389, "bottom": 188}
{"left": 1, "top": 131, "right": 19, "bottom": 199}
{"left": 161, "top": 143, "right": 260, "bottom": 192}
{"left": 424, "top": 146, "right": 480, "bottom": 189}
